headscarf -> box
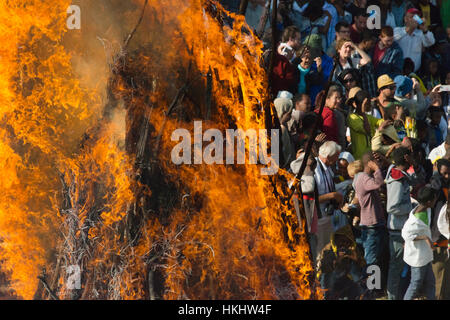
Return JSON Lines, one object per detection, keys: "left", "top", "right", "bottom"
{"left": 274, "top": 97, "right": 293, "bottom": 121}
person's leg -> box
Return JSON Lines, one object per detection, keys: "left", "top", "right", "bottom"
{"left": 442, "top": 254, "right": 450, "bottom": 300}
{"left": 387, "top": 232, "right": 405, "bottom": 300}
{"left": 432, "top": 247, "right": 446, "bottom": 299}
{"left": 404, "top": 265, "right": 427, "bottom": 300}
{"left": 424, "top": 263, "right": 436, "bottom": 300}
{"left": 363, "top": 226, "right": 384, "bottom": 267}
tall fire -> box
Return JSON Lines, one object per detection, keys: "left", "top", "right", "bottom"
{"left": 0, "top": 0, "right": 319, "bottom": 299}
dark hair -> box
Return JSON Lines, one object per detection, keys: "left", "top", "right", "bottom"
{"left": 392, "top": 147, "right": 411, "bottom": 167}
{"left": 302, "top": 112, "right": 319, "bottom": 131}
{"left": 354, "top": 7, "right": 368, "bottom": 18}
{"left": 293, "top": 93, "right": 309, "bottom": 105}
{"left": 417, "top": 185, "right": 436, "bottom": 205}
{"left": 436, "top": 158, "right": 450, "bottom": 172}
{"left": 338, "top": 68, "right": 362, "bottom": 87}
{"left": 303, "top": 1, "right": 324, "bottom": 21}
{"left": 383, "top": 102, "right": 403, "bottom": 120}
{"left": 429, "top": 106, "right": 444, "bottom": 115}
{"left": 335, "top": 21, "right": 350, "bottom": 33}
{"left": 380, "top": 26, "right": 394, "bottom": 37}
{"left": 353, "top": 90, "right": 371, "bottom": 110}
{"left": 281, "top": 26, "right": 300, "bottom": 43}
{"left": 403, "top": 57, "right": 415, "bottom": 74}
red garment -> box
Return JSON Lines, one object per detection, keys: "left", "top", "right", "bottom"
{"left": 315, "top": 106, "right": 338, "bottom": 143}
{"left": 373, "top": 42, "right": 387, "bottom": 69}
{"left": 350, "top": 24, "right": 362, "bottom": 44}
{"left": 389, "top": 167, "right": 405, "bottom": 180}
{"left": 271, "top": 53, "right": 299, "bottom": 96}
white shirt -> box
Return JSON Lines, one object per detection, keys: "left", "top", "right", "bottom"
{"left": 394, "top": 27, "right": 435, "bottom": 72}
{"left": 428, "top": 142, "right": 446, "bottom": 164}
{"left": 402, "top": 207, "right": 434, "bottom": 267}
{"left": 437, "top": 204, "right": 450, "bottom": 240}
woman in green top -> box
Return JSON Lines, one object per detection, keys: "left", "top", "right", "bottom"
{"left": 347, "top": 88, "right": 384, "bottom": 160}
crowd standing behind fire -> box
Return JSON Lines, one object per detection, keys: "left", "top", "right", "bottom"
{"left": 221, "top": 0, "right": 450, "bottom": 300}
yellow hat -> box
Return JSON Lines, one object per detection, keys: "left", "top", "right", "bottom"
{"left": 346, "top": 86, "right": 362, "bottom": 105}
{"left": 377, "top": 74, "right": 395, "bottom": 89}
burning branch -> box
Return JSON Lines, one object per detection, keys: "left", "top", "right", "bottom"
{"left": 124, "top": 0, "right": 149, "bottom": 49}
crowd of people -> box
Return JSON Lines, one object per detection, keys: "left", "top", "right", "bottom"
{"left": 256, "top": 0, "right": 450, "bottom": 300}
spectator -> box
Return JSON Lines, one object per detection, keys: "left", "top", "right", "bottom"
{"left": 331, "top": 0, "right": 353, "bottom": 25}
{"left": 294, "top": 112, "right": 324, "bottom": 152}
{"left": 372, "top": 26, "right": 404, "bottom": 79}
{"left": 296, "top": 45, "right": 323, "bottom": 95}
{"left": 315, "top": 87, "right": 342, "bottom": 144}
{"left": 421, "top": 59, "right": 442, "bottom": 91}
{"left": 354, "top": 152, "right": 387, "bottom": 269}
{"left": 353, "top": 31, "right": 378, "bottom": 97}
{"left": 271, "top": 26, "right": 302, "bottom": 96}
{"left": 291, "top": 151, "right": 319, "bottom": 262}
{"left": 371, "top": 74, "right": 397, "bottom": 119}
{"left": 350, "top": 8, "right": 369, "bottom": 44}
{"left": 402, "top": 185, "right": 437, "bottom": 300}
{"left": 416, "top": 0, "right": 442, "bottom": 28}
{"left": 316, "top": 224, "right": 366, "bottom": 299}
{"left": 338, "top": 68, "right": 363, "bottom": 98}
{"left": 379, "top": 0, "right": 397, "bottom": 28}
{"left": 426, "top": 106, "right": 446, "bottom": 150}
{"left": 402, "top": 57, "right": 428, "bottom": 94}
{"left": 385, "top": 146, "right": 417, "bottom": 300}
{"left": 391, "top": 0, "right": 413, "bottom": 28}
{"left": 394, "top": 75, "right": 427, "bottom": 120}
{"left": 298, "top": 0, "right": 332, "bottom": 51}
{"left": 346, "top": 0, "right": 367, "bottom": 18}
{"left": 433, "top": 198, "right": 450, "bottom": 300}
{"left": 323, "top": 1, "right": 340, "bottom": 51}
{"left": 428, "top": 131, "right": 450, "bottom": 164}
{"left": 371, "top": 102, "right": 404, "bottom": 156}
{"left": 335, "top": 151, "right": 355, "bottom": 196}
{"left": 326, "top": 21, "right": 351, "bottom": 57}
{"left": 274, "top": 97, "right": 295, "bottom": 168}
{"left": 314, "top": 141, "right": 344, "bottom": 256}
{"left": 288, "top": 93, "right": 311, "bottom": 138}
{"left": 302, "top": 34, "right": 335, "bottom": 105}
{"left": 347, "top": 88, "right": 384, "bottom": 159}
{"left": 332, "top": 39, "right": 372, "bottom": 93}
{"left": 394, "top": 8, "right": 435, "bottom": 73}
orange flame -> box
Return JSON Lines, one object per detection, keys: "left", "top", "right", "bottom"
{"left": 0, "top": 0, "right": 319, "bottom": 299}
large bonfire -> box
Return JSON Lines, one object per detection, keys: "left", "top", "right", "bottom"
{"left": 0, "top": 0, "right": 318, "bottom": 299}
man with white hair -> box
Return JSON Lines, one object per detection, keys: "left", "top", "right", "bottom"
{"left": 314, "top": 140, "right": 345, "bottom": 255}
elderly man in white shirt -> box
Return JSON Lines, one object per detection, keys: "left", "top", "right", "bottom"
{"left": 314, "top": 141, "right": 344, "bottom": 256}
{"left": 393, "top": 8, "right": 435, "bottom": 72}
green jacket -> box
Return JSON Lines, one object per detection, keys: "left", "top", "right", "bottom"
{"left": 347, "top": 113, "right": 383, "bottom": 160}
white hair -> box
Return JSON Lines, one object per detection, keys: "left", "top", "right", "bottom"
{"left": 319, "top": 141, "right": 342, "bottom": 158}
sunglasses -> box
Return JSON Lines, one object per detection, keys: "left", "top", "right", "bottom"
{"left": 343, "top": 78, "right": 355, "bottom": 83}
{"left": 382, "top": 85, "right": 396, "bottom": 90}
